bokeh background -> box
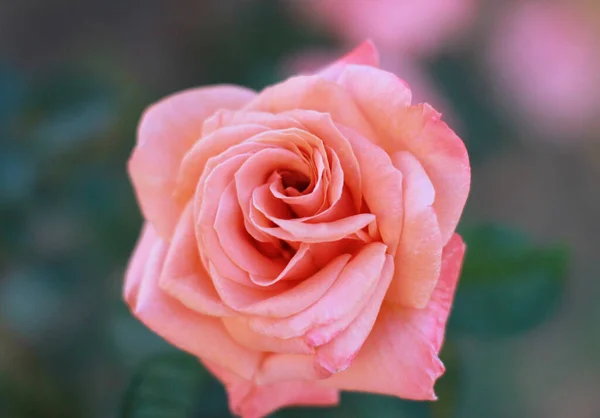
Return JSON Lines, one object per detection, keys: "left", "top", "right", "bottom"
{"left": 1, "top": 1, "right": 599, "bottom": 417}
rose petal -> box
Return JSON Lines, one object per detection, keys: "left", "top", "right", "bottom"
{"left": 245, "top": 75, "right": 377, "bottom": 142}
{"left": 204, "top": 360, "right": 339, "bottom": 418}
{"left": 195, "top": 153, "right": 259, "bottom": 286}
{"left": 126, "top": 224, "right": 262, "bottom": 380}
{"left": 248, "top": 242, "right": 387, "bottom": 339}
{"left": 159, "top": 204, "right": 234, "bottom": 317}
{"left": 257, "top": 212, "right": 375, "bottom": 243}
{"left": 175, "top": 124, "right": 268, "bottom": 205}
{"left": 256, "top": 353, "right": 332, "bottom": 385}
{"left": 314, "top": 255, "right": 394, "bottom": 373}
{"left": 124, "top": 223, "right": 157, "bottom": 306}
{"left": 267, "top": 152, "right": 328, "bottom": 218}
{"left": 337, "top": 64, "right": 412, "bottom": 108}
{"left": 283, "top": 110, "right": 363, "bottom": 210}
{"left": 215, "top": 183, "right": 287, "bottom": 279}
{"left": 338, "top": 66, "right": 469, "bottom": 244}
{"left": 386, "top": 151, "right": 443, "bottom": 308}
{"left": 323, "top": 234, "right": 465, "bottom": 400}
{"left": 209, "top": 263, "right": 291, "bottom": 312}
{"left": 250, "top": 243, "right": 317, "bottom": 286}
{"left": 129, "top": 86, "right": 256, "bottom": 239}
{"left": 216, "top": 253, "right": 350, "bottom": 317}
{"left": 235, "top": 147, "right": 312, "bottom": 224}
{"left": 317, "top": 40, "right": 380, "bottom": 81}
{"left": 223, "top": 317, "right": 314, "bottom": 355}
{"left": 339, "top": 124, "right": 404, "bottom": 254}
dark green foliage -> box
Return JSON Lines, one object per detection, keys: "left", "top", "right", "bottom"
{"left": 121, "top": 353, "right": 229, "bottom": 418}
{"left": 450, "top": 224, "right": 568, "bottom": 337}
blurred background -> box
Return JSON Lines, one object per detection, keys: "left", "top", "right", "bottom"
{"left": 1, "top": 0, "right": 599, "bottom": 417}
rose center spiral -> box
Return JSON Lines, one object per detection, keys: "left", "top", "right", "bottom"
{"left": 279, "top": 170, "right": 311, "bottom": 194}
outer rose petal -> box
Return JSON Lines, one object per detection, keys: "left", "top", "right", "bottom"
{"left": 337, "top": 66, "right": 470, "bottom": 244}
{"left": 124, "top": 222, "right": 158, "bottom": 306}
{"left": 323, "top": 234, "right": 465, "bottom": 400}
{"left": 244, "top": 75, "right": 376, "bottom": 141}
{"left": 159, "top": 204, "right": 234, "bottom": 317}
{"left": 315, "top": 255, "right": 394, "bottom": 374}
{"left": 128, "top": 85, "right": 256, "bottom": 240}
{"left": 204, "top": 360, "right": 339, "bottom": 418}
{"left": 386, "top": 151, "right": 443, "bottom": 308}
{"left": 317, "top": 40, "right": 380, "bottom": 81}
{"left": 125, "top": 224, "right": 263, "bottom": 380}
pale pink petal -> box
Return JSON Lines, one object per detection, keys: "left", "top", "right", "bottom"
{"left": 314, "top": 255, "right": 394, "bottom": 373}
{"left": 215, "top": 183, "right": 287, "bottom": 279}
{"left": 234, "top": 380, "right": 338, "bottom": 418}
{"left": 257, "top": 212, "right": 375, "bottom": 243}
{"left": 128, "top": 86, "right": 256, "bottom": 239}
{"left": 195, "top": 154, "right": 259, "bottom": 286}
{"left": 323, "top": 234, "right": 465, "bottom": 400}
{"left": 218, "top": 254, "right": 350, "bottom": 317}
{"left": 159, "top": 204, "right": 233, "bottom": 317}
{"left": 258, "top": 183, "right": 355, "bottom": 227}
{"left": 250, "top": 243, "right": 317, "bottom": 286}
{"left": 127, "top": 225, "right": 263, "bottom": 380}
{"left": 248, "top": 242, "right": 387, "bottom": 339}
{"left": 338, "top": 66, "right": 470, "bottom": 244}
{"left": 337, "top": 64, "right": 412, "bottom": 109}
{"left": 235, "top": 147, "right": 312, "bottom": 223}
{"left": 256, "top": 354, "right": 331, "bottom": 385}
{"left": 223, "top": 317, "right": 314, "bottom": 355}
{"left": 175, "top": 124, "right": 268, "bottom": 205}
{"left": 124, "top": 223, "right": 158, "bottom": 306}
{"left": 386, "top": 151, "right": 443, "bottom": 308}
{"left": 339, "top": 124, "right": 404, "bottom": 254}
{"left": 317, "top": 40, "right": 380, "bottom": 81}
{"left": 245, "top": 75, "right": 377, "bottom": 141}
{"left": 282, "top": 110, "right": 363, "bottom": 210}
{"left": 201, "top": 109, "right": 304, "bottom": 137}
{"left": 267, "top": 153, "right": 327, "bottom": 218}
{"left": 205, "top": 360, "right": 339, "bottom": 418}
{"left": 208, "top": 263, "right": 292, "bottom": 312}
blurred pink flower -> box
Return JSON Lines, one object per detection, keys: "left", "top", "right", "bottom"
{"left": 295, "top": 0, "right": 477, "bottom": 56}
{"left": 488, "top": 2, "right": 600, "bottom": 141}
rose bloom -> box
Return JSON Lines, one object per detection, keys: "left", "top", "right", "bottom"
{"left": 124, "top": 42, "right": 470, "bottom": 418}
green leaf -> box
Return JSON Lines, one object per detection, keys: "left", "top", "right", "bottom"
{"left": 121, "top": 352, "right": 227, "bottom": 418}
{"left": 449, "top": 224, "right": 568, "bottom": 337}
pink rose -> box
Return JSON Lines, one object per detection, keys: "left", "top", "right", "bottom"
{"left": 124, "top": 42, "right": 470, "bottom": 418}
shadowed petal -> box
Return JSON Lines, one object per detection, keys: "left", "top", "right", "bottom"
{"left": 386, "top": 150, "right": 443, "bottom": 308}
